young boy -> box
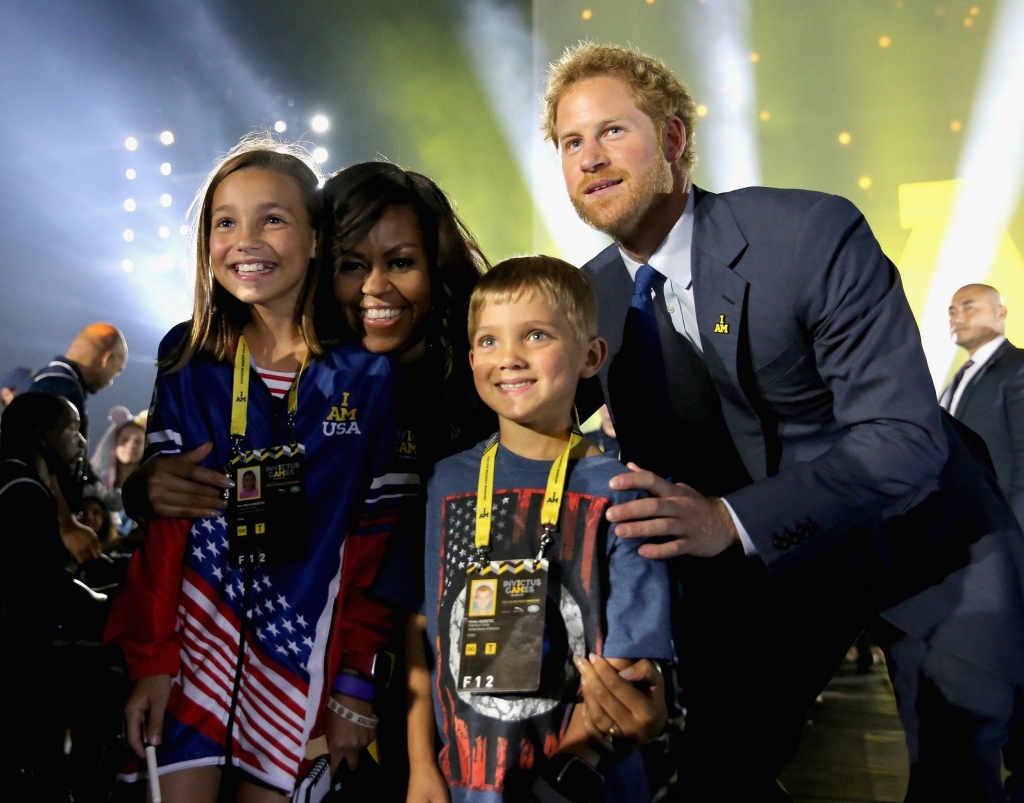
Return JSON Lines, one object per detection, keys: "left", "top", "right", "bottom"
{"left": 405, "top": 256, "right": 673, "bottom": 803}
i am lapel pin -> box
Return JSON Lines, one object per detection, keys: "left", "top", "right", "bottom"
{"left": 713, "top": 314, "right": 729, "bottom": 334}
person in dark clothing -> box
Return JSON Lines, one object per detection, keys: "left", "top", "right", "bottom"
{"left": 23, "top": 323, "right": 128, "bottom": 447}
{"left": 0, "top": 392, "right": 108, "bottom": 802}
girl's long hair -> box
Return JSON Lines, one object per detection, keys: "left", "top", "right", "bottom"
{"left": 320, "top": 161, "right": 488, "bottom": 385}
{"left": 160, "top": 135, "right": 327, "bottom": 372}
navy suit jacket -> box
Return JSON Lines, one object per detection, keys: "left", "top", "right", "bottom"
{"left": 952, "top": 339, "right": 1024, "bottom": 528}
{"left": 581, "top": 185, "right": 1024, "bottom": 683}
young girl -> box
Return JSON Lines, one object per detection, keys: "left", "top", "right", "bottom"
{"left": 105, "top": 137, "right": 411, "bottom": 802}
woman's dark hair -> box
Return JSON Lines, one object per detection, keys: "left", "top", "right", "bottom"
{"left": 0, "top": 392, "right": 72, "bottom": 462}
{"left": 320, "top": 161, "right": 489, "bottom": 385}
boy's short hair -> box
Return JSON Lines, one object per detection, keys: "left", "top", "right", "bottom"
{"left": 468, "top": 256, "right": 598, "bottom": 345}
{"left": 543, "top": 42, "right": 698, "bottom": 172}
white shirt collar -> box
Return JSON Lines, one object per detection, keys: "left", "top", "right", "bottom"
{"left": 617, "top": 189, "right": 695, "bottom": 285}
{"left": 964, "top": 334, "right": 1006, "bottom": 370}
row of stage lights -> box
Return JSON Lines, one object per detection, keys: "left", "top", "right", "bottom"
{"left": 118, "top": 116, "right": 332, "bottom": 273}
{"left": 120, "top": 130, "right": 178, "bottom": 272}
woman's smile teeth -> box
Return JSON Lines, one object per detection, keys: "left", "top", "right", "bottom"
{"left": 362, "top": 308, "right": 404, "bottom": 320}
{"left": 233, "top": 263, "right": 273, "bottom": 274}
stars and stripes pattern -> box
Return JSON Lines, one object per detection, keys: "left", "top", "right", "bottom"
{"left": 172, "top": 515, "right": 315, "bottom": 784}
{"left": 441, "top": 492, "right": 518, "bottom": 597}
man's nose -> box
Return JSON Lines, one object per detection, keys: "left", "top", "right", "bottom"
{"left": 580, "top": 139, "right": 609, "bottom": 173}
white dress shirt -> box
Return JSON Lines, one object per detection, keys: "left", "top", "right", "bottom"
{"left": 617, "top": 191, "right": 757, "bottom": 556}
{"left": 618, "top": 190, "right": 702, "bottom": 353}
{"left": 943, "top": 334, "right": 1006, "bottom": 415}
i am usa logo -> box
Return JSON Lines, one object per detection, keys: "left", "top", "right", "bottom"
{"left": 323, "top": 391, "right": 361, "bottom": 436}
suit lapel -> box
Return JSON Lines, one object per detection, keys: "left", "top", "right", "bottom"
{"left": 690, "top": 187, "right": 769, "bottom": 481}
{"left": 586, "top": 243, "right": 633, "bottom": 403}
{"left": 955, "top": 339, "right": 1012, "bottom": 419}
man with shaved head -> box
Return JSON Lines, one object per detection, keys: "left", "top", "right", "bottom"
{"left": 945, "top": 283, "right": 1024, "bottom": 526}
{"left": 23, "top": 322, "right": 128, "bottom": 445}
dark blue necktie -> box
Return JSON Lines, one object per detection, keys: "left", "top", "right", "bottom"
{"left": 631, "top": 264, "right": 668, "bottom": 357}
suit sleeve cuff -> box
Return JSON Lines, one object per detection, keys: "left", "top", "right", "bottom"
{"left": 722, "top": 498, "right": 758, "bottom": 557}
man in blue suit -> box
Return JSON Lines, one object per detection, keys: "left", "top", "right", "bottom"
{"left": 548, "top": 43, "right": 1024, "bottom": 801}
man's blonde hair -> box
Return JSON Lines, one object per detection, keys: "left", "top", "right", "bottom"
{"left": 468, "top": 256, "right": 597, "bottom": 345}
{"left": 543, "top": 42, "right": 698, "bottom": 171}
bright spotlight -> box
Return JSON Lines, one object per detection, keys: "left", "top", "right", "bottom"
{"left": 160, "top": 194, "right": 173, "bottom": 207}
{"left": 123, "top": 229, "right": 135, "bottom": 242}
{"left": 160, "top": 131, "right": 175, "bottom": 145}
{"left": 158, "top": 226, "right": 171, "bottom": 238}
{"left": 274, "top": 120, "right": 288, "bottom": 133}
{"left": 160, "top": 162, "right": 172, "bottom": 176}
{"left": 312, "top": 147, "right": 329, "bottom": 163}
{"left": 124, "top": 198, "right": 137, "bottom": 212}
{"left": 126, "top": 168, "right": 137, "bottom": 180}
{"left": 311, "top": 115, "right": 329, "bottom": 133}
{"left": 125, "top": 137, "right": 138, "bottom": 151}
{"left": 121, "top": 259, "right": 134, "bottom": 273}
{"left": 179, "top": 224, "right": 189, "bottom": 236}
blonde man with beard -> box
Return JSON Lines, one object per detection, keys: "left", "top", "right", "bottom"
{"left": 550, "top": 43, "right": 1024, "bottom": 802}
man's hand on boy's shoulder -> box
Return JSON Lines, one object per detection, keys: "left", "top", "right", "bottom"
{"left": 606, "top": 463, "right": 739, "bottom": 559}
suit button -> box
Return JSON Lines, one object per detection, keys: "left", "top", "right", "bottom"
{"left": 808, "top": 521, "right": 821, "bottom": 534}
{"left": 773, "top": 536, "right": 788, "bottom": 550}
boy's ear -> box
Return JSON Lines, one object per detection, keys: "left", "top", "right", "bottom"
{"left": 579, "top": 336, "right": 608, "bottom": 379}
{"left": 468, "top": 349, "right": 476, "bottom": 370}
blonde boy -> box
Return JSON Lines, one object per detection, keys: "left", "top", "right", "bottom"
{"left": 405, "top": 257, "right": 673, "bottom": 803}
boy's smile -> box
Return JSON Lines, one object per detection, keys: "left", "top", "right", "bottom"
{"left": 470, "top": 292, "right": 604, "bottom": 449}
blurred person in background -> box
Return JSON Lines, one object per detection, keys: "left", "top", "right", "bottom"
{"left": 0, "top": 392, "right": 110, "bottom": 802}
{"left": 89, "top": 409, "right": 147, "bottom": 531}
{"left": 1, "top": 366, "right": 33, "bottom": 409}
{"left": 22, "top": 322, "right": 128, "bottom": 447}
{"left": 943, "top": 284, "right": 1024, "bottom": 529}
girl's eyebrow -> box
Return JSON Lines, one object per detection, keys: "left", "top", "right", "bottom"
{"left": 211, "top": 201, "right": 289, "bottom": 215}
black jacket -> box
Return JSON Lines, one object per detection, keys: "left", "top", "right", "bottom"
{"left": 952, "top": 339, "right": 1024, "bottom": 528}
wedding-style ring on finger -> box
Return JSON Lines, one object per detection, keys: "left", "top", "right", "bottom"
{"left": 606, "top": 723, "right": 621, "bottom": 738}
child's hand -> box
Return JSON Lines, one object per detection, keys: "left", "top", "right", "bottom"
{"left": 325, "top": 693, "right": 376, "bottom": 773}
{"left": 124, "top": 674, "right": 172, "bottom": 759}
{"left": 407, "top": 763, "right": 451, "bottom": 803}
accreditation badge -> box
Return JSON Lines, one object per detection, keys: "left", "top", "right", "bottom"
{"left": 458, "top": 558, "right": 549, "bottom": 694}
{"left": 226, "top": 444, "right": 307, "bottom": 568}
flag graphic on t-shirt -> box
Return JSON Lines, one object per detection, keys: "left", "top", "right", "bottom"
{"left": 433, "top": 487, "right": 609, "bottom": 796}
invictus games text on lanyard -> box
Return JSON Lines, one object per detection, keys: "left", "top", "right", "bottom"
{"left": 458, "top": 428, "right": 583, "bottom": 695}
{"left": 225, "top": 335, "right": 310, "bottom": 568}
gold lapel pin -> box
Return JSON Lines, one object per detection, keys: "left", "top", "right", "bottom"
{"left": 713, "top": 314, "right": 730, "bottom": 334}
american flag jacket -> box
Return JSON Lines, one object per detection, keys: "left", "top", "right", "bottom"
{"left": 104, "top": 323, "right": 416, "bottom": 792}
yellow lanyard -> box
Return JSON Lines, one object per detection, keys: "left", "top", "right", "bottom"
{"left": 474, "top": 429, "right": 584, "bottom": 555}
{"left": 230, "top": 335, "right": 309, "bottom": 442}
